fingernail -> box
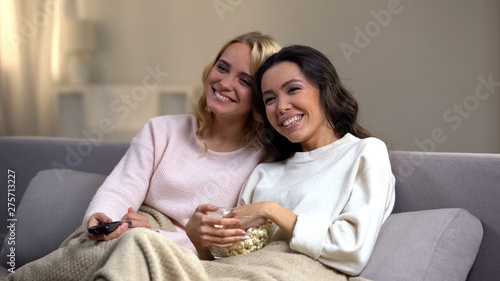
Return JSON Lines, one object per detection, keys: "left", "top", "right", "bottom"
{"left": 241, "top": 236, "right": 249, "bottom": 240}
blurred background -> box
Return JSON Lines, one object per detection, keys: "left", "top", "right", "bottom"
{"left": 1, "top": 0, "right": 499, "bottom": 153}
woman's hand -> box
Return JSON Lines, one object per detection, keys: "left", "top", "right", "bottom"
{"left": 232, "top": 202, "right": 298, "bottom": 239}
{"left": 186, "top": 204, "right": 247, "bottom": 260}
{"left": 87, "top": 212, "right": 129, "bottom": 241}
{"left": 121, "top": 207, "right": 151, "bottom": 229}
{"left": 230, "top": 202, "right": 270, "bottom": 230}
{"left": 87, "top": 208, "right": 151, "bottom": 242}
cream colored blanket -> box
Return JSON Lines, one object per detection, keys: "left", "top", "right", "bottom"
{"left": 2, "top": 206, "right": 370, "bottom": 281}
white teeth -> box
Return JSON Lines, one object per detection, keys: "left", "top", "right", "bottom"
{"left": 282, "top": 115, "right": 301, "bottom": 127}
{"left": 215, "top": 91, "right": 231, "bottom": 102}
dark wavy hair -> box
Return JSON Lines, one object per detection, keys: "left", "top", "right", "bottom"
{"left": 255, "top": 45, "right": 371, "bottom": 159}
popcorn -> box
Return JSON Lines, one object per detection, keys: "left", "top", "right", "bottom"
{"left": 210, "top": 220, "right": 275, "bottom": 259}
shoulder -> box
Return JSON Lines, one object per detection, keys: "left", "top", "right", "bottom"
{"left": 146, "top": 114, "right": 196, "bottom": 129}
{"left": 328, "top": 134, "right": 390, "bottom": 157}
{"left": 132, "top": 114, "right": 197, "bottom": 144}
{"left": 350, "top": 136, "right": 391, "bottom": 167}
{"left": 356, "top": 136, "right": 389, "bottom": 152}
{"left": 249, "top": 160, "right": 285, "bottom": 177}
{"left": 240, "top": 160, "right": 285, "bottom": 193}
{"left": 139, "top": 114, "right": 196, "bottom": 135}
{"left": 333, "top": 134, "right": 390, "bottom": 164}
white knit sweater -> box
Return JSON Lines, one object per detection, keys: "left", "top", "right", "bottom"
{"left": 83, "top": 114, "right": 267, "bottom": 252}
{"left": 239, "top": 133, "right": 395, "bottom": 275}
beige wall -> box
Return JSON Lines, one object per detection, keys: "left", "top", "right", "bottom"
{"left": 76, "top": 0, "right": 500, "bottom": 153}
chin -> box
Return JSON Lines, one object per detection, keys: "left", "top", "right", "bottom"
{"left": 278, "top": 132, "right": 303, "bottom": 144}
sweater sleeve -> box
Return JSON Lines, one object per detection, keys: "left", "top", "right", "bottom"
{"left": 289, "top": 163, "right": 395, "bottom": 275}
{"left": 82, "top": 122, "right": 157, "bottom": 230}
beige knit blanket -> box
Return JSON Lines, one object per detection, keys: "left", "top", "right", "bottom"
{"left": 2, "top": 206, "right": 370, "bottom": 281}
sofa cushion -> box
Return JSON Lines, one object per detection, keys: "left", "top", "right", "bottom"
{"left": 0, "top": 169, "right": 107, "bottom": 268}
{"left": 360, "top": 208, "right": 483, "bottom": 281}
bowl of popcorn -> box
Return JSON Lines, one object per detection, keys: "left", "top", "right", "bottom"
{"left": 208, "top": 208, "right": 275, "bottom": 259}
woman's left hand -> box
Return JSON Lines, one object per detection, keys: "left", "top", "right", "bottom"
{"left": 230, "top": 202, "right": 272, "bottom": 230}
{"left": 121, "top": 207, "right": 151, "bottom": 229}
{"left": 232, "top": 202, "right": 298, "bottom": 239}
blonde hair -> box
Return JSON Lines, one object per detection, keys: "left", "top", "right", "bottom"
{"left": 192, "top": 31, "right": 281, "bottom": 150}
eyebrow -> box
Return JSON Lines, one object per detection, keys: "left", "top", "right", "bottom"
{"left": 218, "top": 59, "right": 253, "bottom": 80}
{"left": 262, "top": 79, "right": 303, "bottom": 95}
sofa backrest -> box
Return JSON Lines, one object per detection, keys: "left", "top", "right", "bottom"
{"left": 389, "top": 150, "right": 500, "bottom": 281}
{"left": 1, "top": 137, "right": 498, "bottom": 280}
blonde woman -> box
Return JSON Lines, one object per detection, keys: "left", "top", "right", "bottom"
{"left": 84, "top": 32, "right": 281, "bottom": 253}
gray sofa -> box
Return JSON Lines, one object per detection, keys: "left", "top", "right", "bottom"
{"left": 0, "top": 136, "right": 498, "bottom": 280}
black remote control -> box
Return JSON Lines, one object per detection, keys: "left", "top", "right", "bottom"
{"left": 88, "top": 220, "right": 132, "bottom": 235}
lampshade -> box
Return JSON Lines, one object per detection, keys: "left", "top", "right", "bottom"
{"left": 63, "top": 19, "right": 96, "bottom": 53}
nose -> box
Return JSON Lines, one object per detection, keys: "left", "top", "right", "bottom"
{"left": 277, "top": 96, "right": 291, "bottom": 114}
{"left": 219, "top": 74, "right": 234, "bottom": 92}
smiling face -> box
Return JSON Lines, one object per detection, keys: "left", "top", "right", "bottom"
{"left": 261, "top": 61, "right": 339, "bottom": 151}
{"left": 205, "top": 43, "right": 254, "bottom": 121}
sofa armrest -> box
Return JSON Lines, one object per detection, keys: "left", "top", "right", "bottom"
{"left": 0, "top": 136, "right": 129, "bottom": 239}
{"left": 361, "top": 208, "right": 483, "bottom": 281}
{"left": 0, "top": 169, "right": 109, "bottom": 270}
{"left": 389, "top": 151, "right": 500, "bottom": 281}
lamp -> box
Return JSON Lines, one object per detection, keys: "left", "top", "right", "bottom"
{"left": 62, "top": 19, "right": 96, "bottom": 83}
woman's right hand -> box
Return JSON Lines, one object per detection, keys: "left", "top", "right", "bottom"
{"left": 185, "top": 204, "right": 247, "bottom": 260}
{"left": 87, "top": 212, "right": 129, "bottom": 241}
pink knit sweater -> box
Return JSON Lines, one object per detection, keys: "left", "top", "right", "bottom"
{"left": 83, "top": 114, "right": 267, "bottom": 253}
